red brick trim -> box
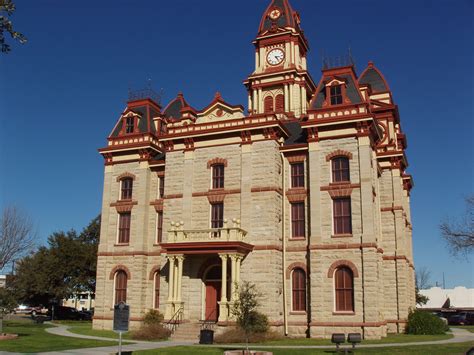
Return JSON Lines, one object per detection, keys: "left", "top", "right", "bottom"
{"left": 381, "top": 205, "right": 404, "bottom": 212}
{"left": 192, "top": 189, "right": 241, "bottom": 199}
{"left": 327, "top": 260, "right": 359, "bottom": 278}
{"left": 150, "top": 199, "right": 164, "bottom": 212}
{"left": 99, "top": 251, "right": 161, "bottom": 257}
{"left": 110, "top": 200, "right": 138, "bottom": 213}
{"left": 310, "top": 321, "right": 387, "bottom": 327}
{"left": 321, "top": 183, "right": 360, "bottom": 198}
{"left": 163, "top": 194, "right": 183, "bottom": 200}
{"left": 109, "top": 265, "right": 131, "bottom": 280}
{"left": 326, "top": 150, "right": 353, "bottom": 162}
{"left": 286, "top": 188, "right": 308, "bottom": 202}
{"left": 148, "top": 266, "right": 161, "bottom": 281}
{"left": 286, "top": 153, "right": 307, "bottom": 163}
{"left": 208, "top": 193, "right": 225, "bottom": 204}
{"left": 116, "top": 172, "right": 137, "bottom": 182}
{"left": 286, "top": 262, "right": 307, "bottom": 279}
{"left": 386, "top": 319, "right": 407, "bottom": 324}
{"left": 156, "top": 171, "right": 165, "bottom": 177}
{"left": 251, "top": 186, "right": 283, "bottom": 195}
{"left": 207, "top": 158, "right": 228, "bottom": 169}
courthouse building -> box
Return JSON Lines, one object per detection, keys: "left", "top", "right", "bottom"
{"left": 93, "top": 0, "right": 415, "bottom": 339}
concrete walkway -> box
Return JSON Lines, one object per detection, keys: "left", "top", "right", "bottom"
{"left": 0, "top": 324, "right": 472, "bottom": 355}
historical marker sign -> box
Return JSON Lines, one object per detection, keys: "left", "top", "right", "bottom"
{"left": 113, "top": 303, "right": 130, "bottom": 332}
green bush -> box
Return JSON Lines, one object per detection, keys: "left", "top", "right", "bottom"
{"left": 214, "top": 327, "right": 283, "bottom": 344}
{"left": 143, "top": 309, "right": 164, "bottom": 325}
{"left": 246, "top": 311, "right": 269, "bottom": 334}
{"left": 406, "top": 309, "right": 447, "bottom": 335}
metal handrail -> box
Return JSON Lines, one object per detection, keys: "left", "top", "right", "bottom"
{"left": 165, "top": 307, "right": 184, "bottom": 333}
{"left": 200, "top": 309, "right": 217, "bottom": 330}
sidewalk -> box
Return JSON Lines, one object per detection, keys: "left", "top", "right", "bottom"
{"left": 1, "top": 324, "right": 471, "bottom": 355}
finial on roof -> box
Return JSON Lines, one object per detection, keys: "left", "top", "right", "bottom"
{"left": 214, "top": 92, "right": 222, "bottom": 99}
{"left": 368, "top": 61, "right": 374, "bottom": 68}
{"left": 178, "top": 91, "right": 184, "bottom": 98}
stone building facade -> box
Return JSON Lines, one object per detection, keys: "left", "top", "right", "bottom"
{"left": 93, "top": 0, "right": 415, "bottom": 339}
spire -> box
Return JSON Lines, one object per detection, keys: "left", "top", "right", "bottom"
{"left": 258, "top": 0, "right": 301, "bottom": 35}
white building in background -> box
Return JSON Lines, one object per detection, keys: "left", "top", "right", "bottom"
{"left": 0, "top": 275, "right": 6, "bottom": 288}
{"left": 419, "top": 287, "right": 474, "bottom": 310}
{"left": 62, "top": 292, "right": 95, "bottom": 311}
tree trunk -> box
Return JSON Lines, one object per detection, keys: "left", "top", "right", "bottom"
{"left": 0, "top": 315, "right": 3, "bottom": 334}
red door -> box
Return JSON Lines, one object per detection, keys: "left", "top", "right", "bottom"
{"left": 205, "top": 282, "right": 221, "bottom": 321}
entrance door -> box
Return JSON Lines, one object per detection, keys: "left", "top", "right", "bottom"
{"left": 205, "top": 281, "right": 221, "bottom": 321}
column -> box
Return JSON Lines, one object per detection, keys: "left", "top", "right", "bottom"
{"left": 230, "top": 255, "right": 237, "bottom": 301}
{"left": 253, "top": 90, "right": 258, "bottom": 114}
{"left": 167, "top": 256, "right": 175, "bottom": 302}
{"left": 289, "top": 84, "right": 293, "bottom": 112}
{"left": 284, "top": 85, "right": 289, "bottom": 112}
{"left": 220, "top": 254, "right": 228, "bottom": 302}
{"left": 258, "top": 88, "right": 263, "bottom": 114}
{"left": 176, "top": 255, "right": 185, "bottom": 302}
{"left": 248, "top": 94, "right": 253, "bottom": 114}
{"left": 235, "top": 256, "right": 241, "bottom": 285}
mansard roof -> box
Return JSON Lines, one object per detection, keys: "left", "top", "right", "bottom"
{"left": 258, "top": 0, "right": 301, "bottom": 35}
{"left": 310, "top": 66, "right": 363, "bottom": 109}
{"left": 110, "top": 98, "right": 160, "bottom": 138}
{"left": 359, "top": 62, "right": 390, "bottom": 93}
{"left": 163, "top": 92, "right": 194, "bottom": 120}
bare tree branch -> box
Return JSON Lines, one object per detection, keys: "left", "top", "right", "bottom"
{"left": 415, "top": 266, "right": 432, "bottom": 290}
{"left": 440, "top": 195, "right": 474, "bottom": 256}
{"left": 0, "top": 206, "right": 35, "bottom": 270}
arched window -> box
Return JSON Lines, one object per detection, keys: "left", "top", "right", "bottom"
{"left": 212, "top": 164, "right": 225, "bottom": 189}
{"left": 292, "top": 268, "right": 306, "bottom": 311}
{"left": 154, "top": 271, "right": 160, "bottom": 309}
{"left": 275, "top": 94, "right": 284, "bottom": 113}
{"left": 335, "top": 267, "right": 354, "bottom": 312}
{"left": 115, "top": 270, "right": 128, "bottom": 304}
{"left": 332, "top": 157, "right": 350, "bottom": 182}
{"left": 264, "top": 96, "right": 274, "bottom": 113}
{"left": 121, "top": 178, "right": 134, "bottom": 200}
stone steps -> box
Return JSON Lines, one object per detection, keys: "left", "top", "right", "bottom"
{"left": 170, "top": 322, "right": 202, "bottom": 342}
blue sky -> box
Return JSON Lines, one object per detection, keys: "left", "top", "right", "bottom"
{"left": 0, "top": 0, "right": 472, "bottom": 287}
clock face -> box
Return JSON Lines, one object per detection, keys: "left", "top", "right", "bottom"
{"left": 269, "top": 8, "right": 281, "bottom": 20}
{"left": 267, "top": 48, "right": 285, "bottom": 66}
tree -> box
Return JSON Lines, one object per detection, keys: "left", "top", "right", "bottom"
{"left": 415, "top": 267, "right": 431, "bottom": 306}
{"left": 12, "top": 216, "right": 100, "bottom": 306}
{"left": 0, "top": 0, "right": 27, "bottom": 53}
{"left": 0, "top": 287, "right": 16, "bottom": 334}
{"left": 231, "top": 281, "right": 268, "bottom": 351}
{"left": 0, "top": 206, "right": 35, "bottom": 271}
{"left": 440, "top": 195, "right": 474, "bottom": 256}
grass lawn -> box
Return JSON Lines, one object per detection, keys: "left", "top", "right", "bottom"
{"left": 452, "top": 325, "right": 474, "bottom": 333}
{"left": 0, "top": 320, "right": 118, "bottom": 353}
{"left": 135, "top": 341, "right": 474, "bottom": 354}
{"left": 57, "top": 320, "right": 134, "bottom": 340}
{"left": 218, "top": 333, "right": 453, "bottom": 346}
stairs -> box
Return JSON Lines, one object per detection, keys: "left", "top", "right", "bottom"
{"left": 170, "top": 322, "right": 202, "bottom": 342}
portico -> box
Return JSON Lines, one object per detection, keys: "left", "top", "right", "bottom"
{"left": 161, "top": 222, "right": 252, "bottom": 322}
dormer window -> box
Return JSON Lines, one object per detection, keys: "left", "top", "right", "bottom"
{"left": 330, "top": 85, "right": 343, "bottom": 105}
{"left": 125, "top": 117, "right": 135, "bottom": 134}
{"left": 121, "top": 178, "right": 133, "bottom": 200}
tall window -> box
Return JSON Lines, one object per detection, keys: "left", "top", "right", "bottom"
{"left": 125, "top": 117, "right": 135, "bottom": 134}
{"left": 212, "top": 164, "right": 225, "bottom": 189}
{"left": 264, "top": 96, "right": 274, "bottom": 113}
{"left": 291, "top": 162, "right": 305, "bottom": 188}
{"left": 291, "top": 203, "right": 305, "bottom": 239}
{"left": 275, "top": 94, "right": 285, "bottom": 113}
{"left": 332, "top": 157, "right": 350, "bottom": 182}
{"left": 115, "top": 270, "right": 128, "bottom": 304}
{"left": 333, "top": 198, "right": 352, "bottom": 235}
{"left": 158, "top": 176, "right": 165, "bottom": 199}
{"left": 335, "top": 267, "right": 354, "bottom": 312}
{"left": 211, "top": 203, "right": 224, "bottom": 229}
{"left": 118, "top": 212, "right": 131, "bottom": 244}
{"left": 154, "top": 271, "right": 160, "bottom": 309}
{"left": 292, "top": 268, "right": 306, "bottom": 311}
{"left": 330, "top": 85, "right": 343, "bottom": 105}
{"left": 121, "top": 178, "right": 133, "bottom": 200}
{"left": 156, "top": 212, "right": 163, "bottom": 243}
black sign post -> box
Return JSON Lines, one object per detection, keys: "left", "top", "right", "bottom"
{"left": 113, "top": 303, "right": 130, "bottom": 355}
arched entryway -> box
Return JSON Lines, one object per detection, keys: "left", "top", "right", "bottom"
{"left": 203, "top": 265, "right": 222, "bottom": 322}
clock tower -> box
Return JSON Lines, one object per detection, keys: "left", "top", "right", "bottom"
{"left": 245, "top": 0, "right": 316, "bottom": 118}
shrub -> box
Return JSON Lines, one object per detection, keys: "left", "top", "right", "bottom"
{"left": 246, "top": 311, "right": 269, "bottom": 334}
{"left": 143, "top": 309, "right": 164, "bottom": 325}
{"left": 131, "top": 323, "right": 171, "bottom": 341}
{"left": 406, "top": 309, "right": 447, "bottom": 335}
{"left": 214, "top": 327, "right": 283, "bottom": 344}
